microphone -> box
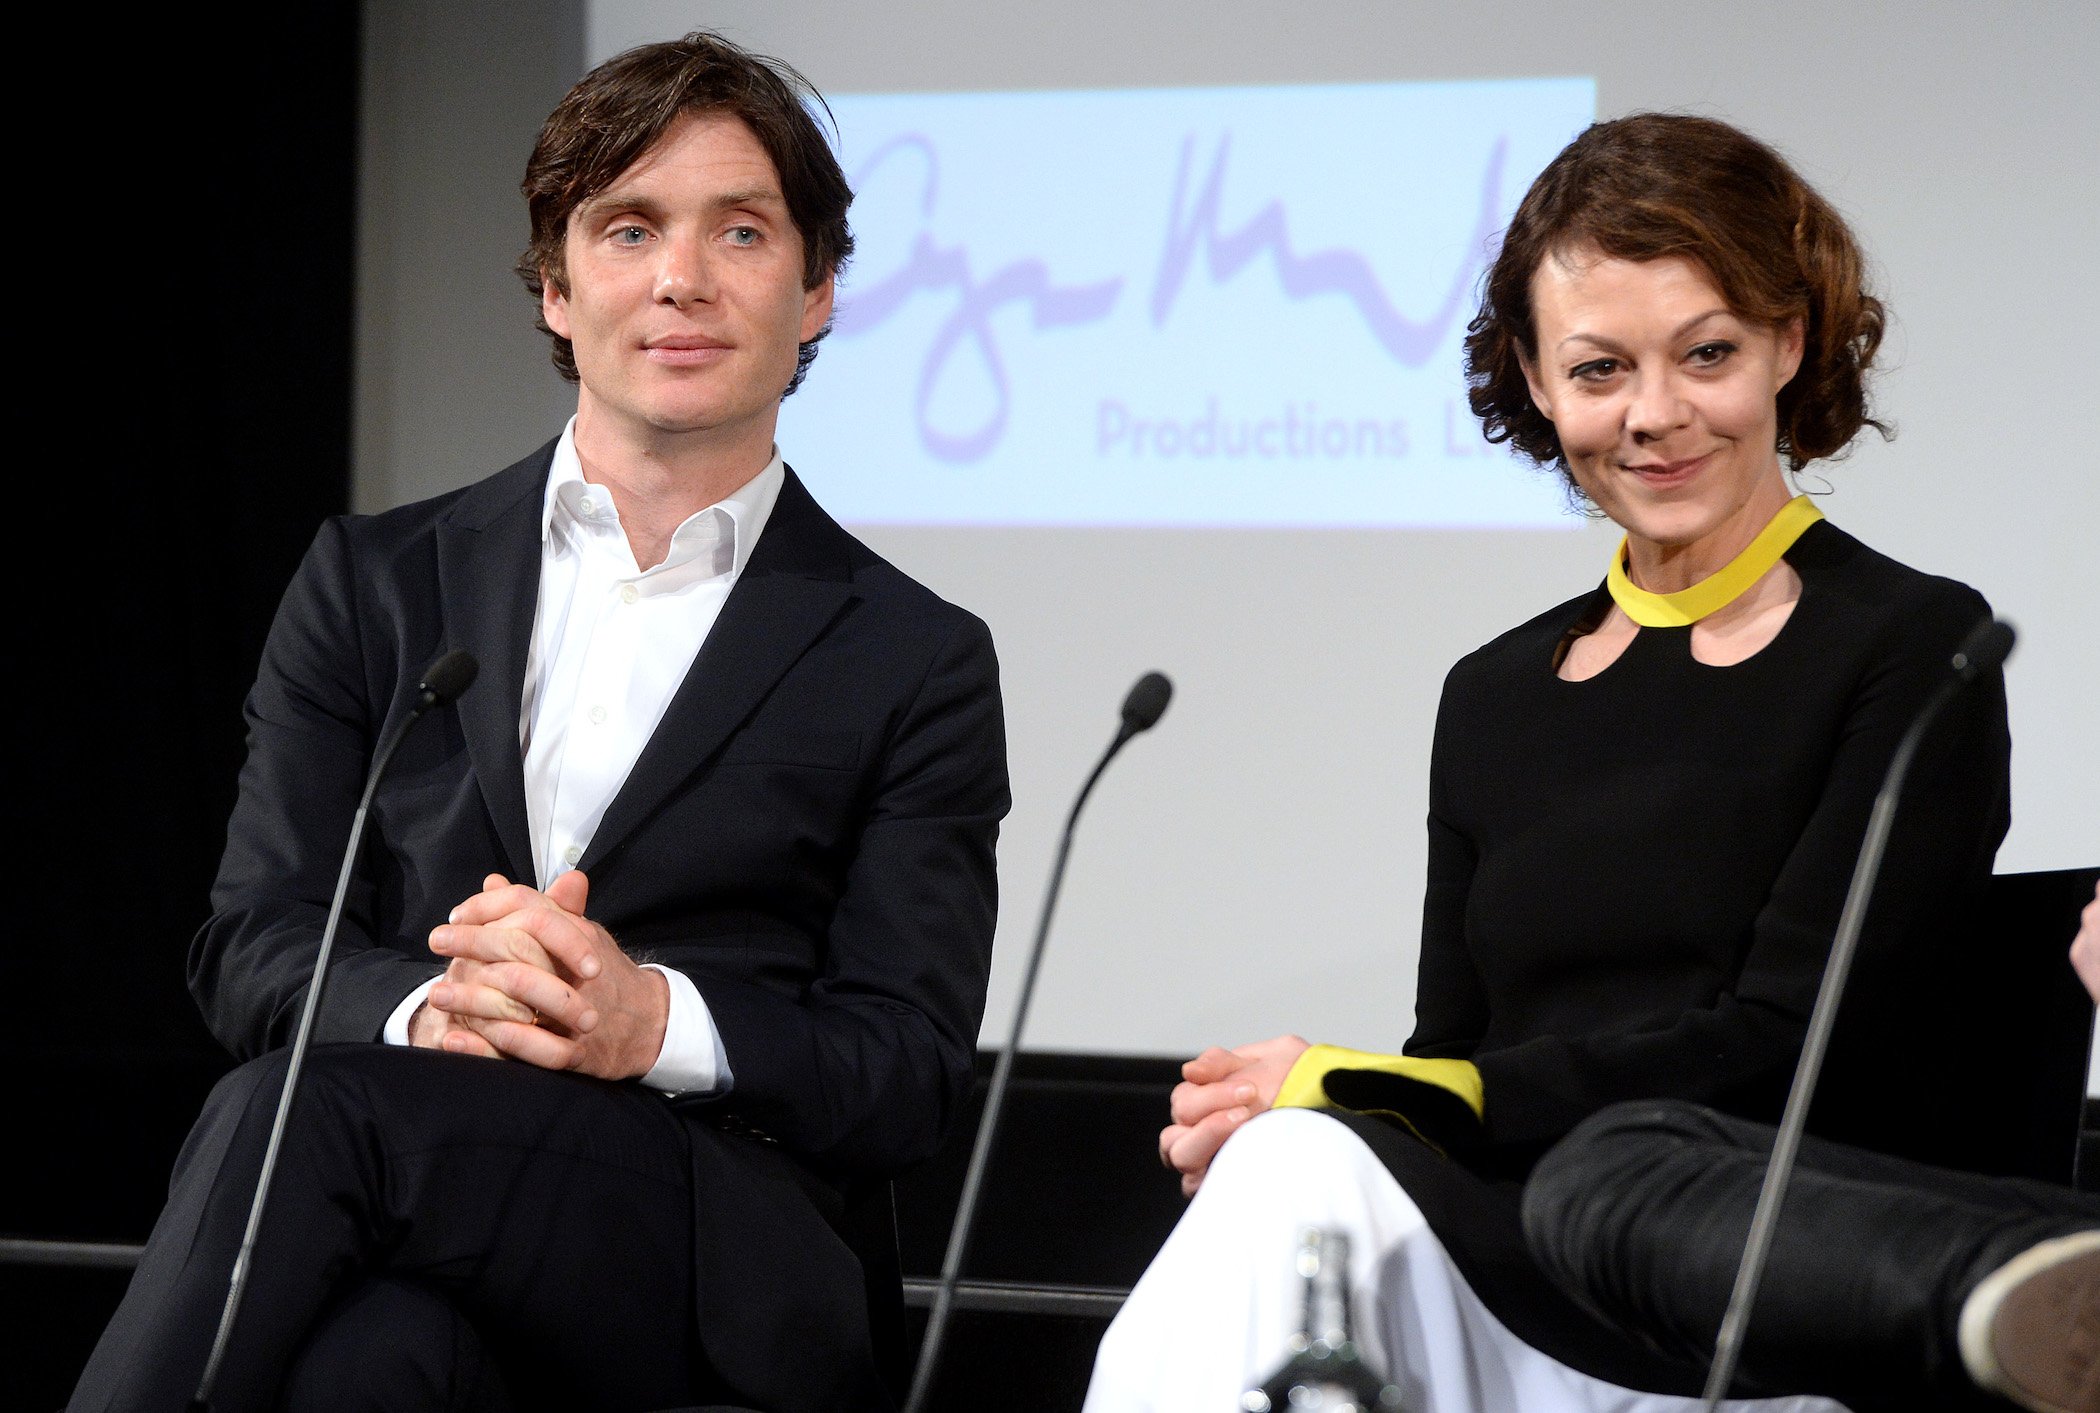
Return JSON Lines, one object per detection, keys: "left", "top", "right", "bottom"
{"left": 1700, "top": 618, "right": 2014, "bottom": 1409}
{"left": 192, "top": 650, "right": 480, "bottom": 1411}
{"left": 1117, "top": 670, "right": 1173, "bottom": 743}
{"left": 419, "top": 649, "right": 480, "bottom": 706}
{"left": 905, "top": 671, "right": 1174, "bottom": 1413}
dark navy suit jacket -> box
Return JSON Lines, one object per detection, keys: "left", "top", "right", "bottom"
{"left": 184, "top": 440, "right": 1007, "bottom": 1403}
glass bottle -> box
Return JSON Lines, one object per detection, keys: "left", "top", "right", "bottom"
{"left": 1242, "top": 1228, "right": 1406, "bottom": 1412}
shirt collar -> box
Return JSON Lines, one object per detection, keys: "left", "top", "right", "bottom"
{"left": 539, "top": 417, "right": 787, "bottom": 580}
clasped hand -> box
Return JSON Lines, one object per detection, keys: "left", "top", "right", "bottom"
{"left": 1159, "top": 1034, "right": 1310, "bottom": 1197}
{"left": 407, "top": 870, "right": 669, "bottom": 1080}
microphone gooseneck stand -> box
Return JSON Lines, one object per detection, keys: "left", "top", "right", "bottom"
{"left": 903, "top": 671, "right": 1174, "bottom": 1413}
{"left": 192, "top": 650, "right": 480, "bottom": 1412}
{"left": 1700, "top": 619, "right": 2014, "bottom": 1410}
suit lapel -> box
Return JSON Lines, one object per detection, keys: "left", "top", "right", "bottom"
{"left": 581, "top": 469, "right": 860, "bottom": 870}
{"left": 434, "top": 445, "right": 552, "bottom": 884}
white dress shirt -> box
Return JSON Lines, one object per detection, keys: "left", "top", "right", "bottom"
{"left": 383, "top": 420, "right": 784, "bottom": 1094}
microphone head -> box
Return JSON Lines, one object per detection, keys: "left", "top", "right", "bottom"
{"left": 418, "top": 650, "right": 480, "bottom": 706}
{"left": 1951, "top": 618, "right": 2015, "bottom": 682}
{"left": 1120, "top": 671, "right": 1173, "bottom": 735}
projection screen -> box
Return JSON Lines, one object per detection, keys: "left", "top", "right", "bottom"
{"left": 357, "top": 1, "right": 2100, "bottom": 1064}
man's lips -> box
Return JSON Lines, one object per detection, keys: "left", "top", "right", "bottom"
{"left": 643, "top": 337, "right": 731, "bottom": 366}
{"left": 1622, "top": 452, "right": 1711, "bottom": 488}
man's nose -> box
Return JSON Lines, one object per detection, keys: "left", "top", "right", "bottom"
{"left": 653, "top": 233, "right": 716, "bottom": 307}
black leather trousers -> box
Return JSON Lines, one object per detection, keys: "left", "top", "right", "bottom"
{"left": 1522, "top": 1100, "right": 2100, "bottom": 1412}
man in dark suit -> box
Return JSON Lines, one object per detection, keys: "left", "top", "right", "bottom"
{"left": 72, "top": 31, "right": 1006, "bottom": 1412}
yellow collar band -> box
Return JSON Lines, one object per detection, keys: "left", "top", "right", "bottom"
{"left": 1606, "top": 495, "right": 1825, "bottom": 628}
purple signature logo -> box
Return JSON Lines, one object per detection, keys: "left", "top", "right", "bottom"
{"left": 834, "top": 131, "right": 1511, "bottom": 464}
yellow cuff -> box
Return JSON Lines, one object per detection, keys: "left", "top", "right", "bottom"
{"left": 1274, "top": 1044, "right": 1485, "bottom": 1120}
{"left": 1273, "top": 1045, "right": 1484, "bottom": 1158}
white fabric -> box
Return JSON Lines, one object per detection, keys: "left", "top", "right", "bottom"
{"left": 521, "top": 423, "right": 783, "bottom": 891}
{"left": 1084, "top": 1108, "right": 1850, "bottom": 1413}
{"left": 381, "top": 420, "right": 784, "bottom": 1095}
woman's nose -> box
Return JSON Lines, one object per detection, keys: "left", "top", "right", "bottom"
{"left": 1625, "top": 370, "right": 1691, "bottom": 441}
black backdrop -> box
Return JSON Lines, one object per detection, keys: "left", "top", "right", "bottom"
{"left": 15, "top": 6, "right": 357, "bottom": 1401}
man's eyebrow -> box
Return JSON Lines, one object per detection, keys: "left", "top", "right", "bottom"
{"left": 711, "top": 186, "right": 786, "bottom": 209}
{"left": 574, "top": 189, "right": 658, "bottom": 222}
{"left": 574, "top": 186, "right": 786, "bottom": 222}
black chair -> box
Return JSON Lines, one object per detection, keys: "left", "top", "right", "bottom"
{"left": 1809, "top": 866, "right": 2097, "bottom": 1188}
{"left": 840, "top": 1179, "right": 912, "bottom": 1400}
{"left": 1966, "top": 867, "right": 2099, "bottom": 1187}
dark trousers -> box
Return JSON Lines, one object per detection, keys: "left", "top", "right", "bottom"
{"left": 69, "top": 1044, "right": 880, "bottom": 1413}
{"left": 1522, "top": 1100, "right": 2100, "bottom": 1411}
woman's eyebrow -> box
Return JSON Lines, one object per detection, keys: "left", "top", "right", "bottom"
{"left": 1556, "top": 307, "right": 1733, "bottom": 353}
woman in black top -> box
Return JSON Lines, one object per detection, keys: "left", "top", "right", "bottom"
{"left": 1087, "top": 115, "right": 2089, "bottom": 1412}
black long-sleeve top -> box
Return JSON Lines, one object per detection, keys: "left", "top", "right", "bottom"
{"left": 1404, "top": 520, "right": 2010, "bottom": 1158}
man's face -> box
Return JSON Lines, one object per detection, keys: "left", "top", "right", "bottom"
{"left": 543, "top": 111, "right": 833, "bottom": 452}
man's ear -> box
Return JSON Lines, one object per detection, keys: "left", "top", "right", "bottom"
{"left": 541, "top": 266, "right": 571, "bottom": 339}
{"left": 799, "top": 269, "right": 835, "bottom": 343}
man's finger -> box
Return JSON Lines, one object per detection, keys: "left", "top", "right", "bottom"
{"left": 459, "top": 1014, "right": 584, "bottom": 1071}
{"left": 478, "top": 961, "right": 598, "bottom": 1032}
{"left": 547, "top": 868, "right": 589, "bottom": 915}
{"left": 431, "top": 979, "right": 538, "bottom": 1028}
{"left": 434, "top": 965, "right": 597, "bottom": 1034}
{"left": 446, "top": 883, "right": 553, "bottom": 927}
{"left": 439, "top": 1026, "right": 503, "bottom": 1060}
{"left": 428, "top": 921, "right": 555, "bottom": 974}
{"left": 484, "top": 903, "right": 604, "bottom": 981}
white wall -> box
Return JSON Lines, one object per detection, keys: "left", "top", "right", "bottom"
{"left": 360, "top": 1, "right": 2100, "bottom": 1060}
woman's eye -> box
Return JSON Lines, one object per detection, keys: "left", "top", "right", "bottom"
{"left": 1688, "top": 341, "right": 1737, "bottom": 365}
{"left": 1570, "top": 359, "right": 1618, "bottom": 382}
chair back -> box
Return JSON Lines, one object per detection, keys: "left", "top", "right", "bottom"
{"left": 1973, "top": 867, "right": 2098, "bottom": 1186}
{"left": 839, "top": 1179, "right": 911, "bottom": 1399}
{"left": 1814, "top": 867, "right": 2096, "bottom": 1187}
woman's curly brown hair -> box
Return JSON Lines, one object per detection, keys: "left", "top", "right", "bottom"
{"left": 1464, "top": 113, "right": 1887, "bottom": 484}
{"left": 515, "top": 32, "right": 854, "bottom": 396}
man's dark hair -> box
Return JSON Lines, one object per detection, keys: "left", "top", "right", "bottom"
{"left": 516, "top": 31, "right": 855, "bottom": 396}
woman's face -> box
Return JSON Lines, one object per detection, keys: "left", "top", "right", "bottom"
{"left": 1520, "top": 250, "right": 1804, "bottom": 582}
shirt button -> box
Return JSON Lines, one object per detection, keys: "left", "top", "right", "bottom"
{"left": 579, "top": 496, "right": 595, "bottom": 515}
{"left": 620, "top": 584, "right": 639, "bottom": 604}
{"left": 589, "top": 704, "right": 607, "bottom": 724}
{"left": 563, "top": 845, "right": 582, "bottom": 866}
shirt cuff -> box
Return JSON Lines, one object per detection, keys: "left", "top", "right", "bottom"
{"left": 382, "top": 978, "right": 440, "bottom": 1046}
{"left": 640, "top": 964, "right": 732, "bottom": 1096}
{"left": 1274, "top": 1043, "right": 1485, "bottom": 1120}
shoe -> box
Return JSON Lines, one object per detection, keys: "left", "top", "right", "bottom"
{"left": 1959, "top": 1228, "right": 2100, "bottom": 1413}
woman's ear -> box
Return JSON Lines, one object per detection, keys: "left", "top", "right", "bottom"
{"left": 1773, "top": 315, "right": 1806, "bottom": 391}
{"left": 1518, "top": 347, "right": 1554, "bottom": 422}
